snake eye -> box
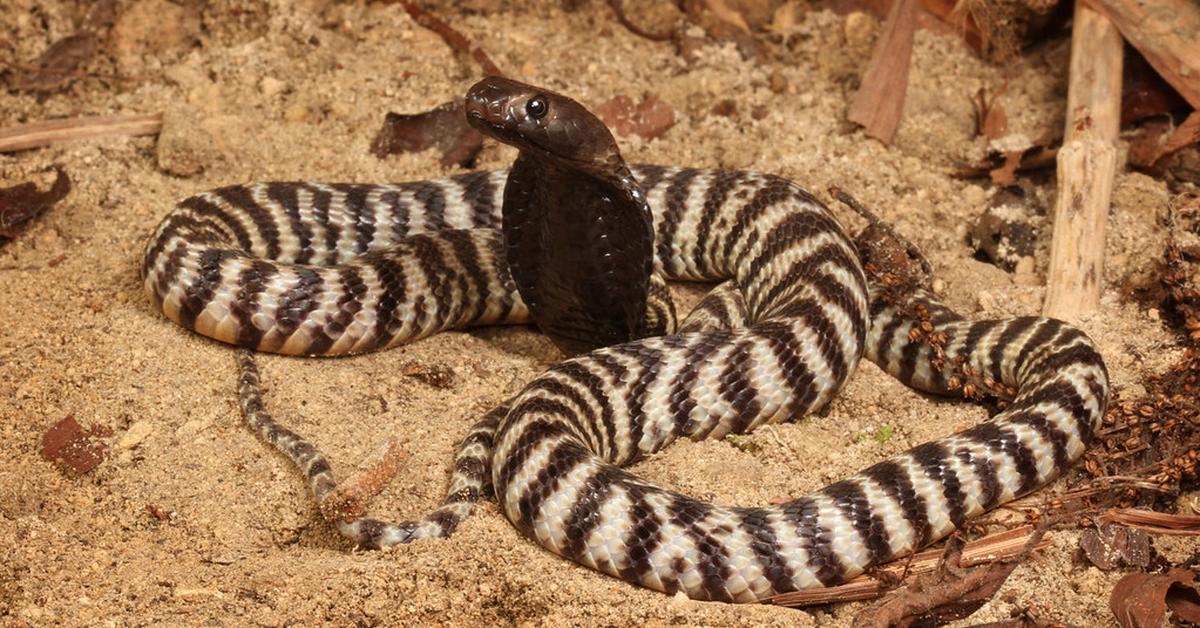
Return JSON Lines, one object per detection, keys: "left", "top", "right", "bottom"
{"left": 526, "top": 96, "right": 548, "bottom": 119}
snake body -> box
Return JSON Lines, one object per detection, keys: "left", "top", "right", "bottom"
{"left": 142, "top": 77, "right": 1109, "bottom": 602}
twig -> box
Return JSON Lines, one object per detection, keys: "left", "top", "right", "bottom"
{"left": 1099, "top": 508, "right": 1200, "bottom": 536}
{"left": 0, "top": 113, "right": 163, "bottom": 153}
{"left": 764, "top": 525, "right": 1051, "bottom": 607}
{"left": 847, "top": 0, "right": 919, "bottom": 144}
{"left": 390, "top": 2, "right": 505, "bottom": 77}
{"left": 606, "top": 0, "right": 673, "bottom": 42}
{"left": 1042, "top": 4, "right": 1122, "bottom": 322}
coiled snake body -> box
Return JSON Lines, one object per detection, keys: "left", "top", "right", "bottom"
{"left": 142, "top": 77, "right": 1109, "bottom": 603}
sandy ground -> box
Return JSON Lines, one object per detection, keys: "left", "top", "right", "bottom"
{"left": 1, "top": 1, "right": 1195, "bottom": 625}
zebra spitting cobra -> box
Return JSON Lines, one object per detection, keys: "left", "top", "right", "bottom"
{"left": 141, "top": 76, "right": 1109, "bottom": 603}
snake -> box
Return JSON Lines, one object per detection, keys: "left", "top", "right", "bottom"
{"left": 141, "top": 76, "right": 1109, "bottom": 603}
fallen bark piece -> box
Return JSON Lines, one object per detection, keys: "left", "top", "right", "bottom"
{"left": 1083, "top": 0, "right": 1200, "bottom": 110}
{"left": 1080, "top": 523, "right": 1154, "bottom": 570}
{"left": 370, "top": 100, "right": 484, "bottom": 169}
{"left": 974, "top": 86, "right": 1009, "bottom": 141}
{"left": 0, "top": 165, "right": 71, "bottom": 241}
{"left": 0, "top": 113, "right": 164, "bottom": 153}
{"left": 847, "top": 0, "right": 918, "bottom": 144}
{"left": 594, "top": 94, "right": 677, "bottom": 139}
{"left": 1042, "top": 2, "right": 1122, "bottom": 322}
{"left": 766, "top": 525, "right": 1050, "bottom": 607}
{"left": 1110, "top": 567, "right": 1200, "bottom": 628}
{"left": 40, "top": 415, "right": 111, "bottom": 475}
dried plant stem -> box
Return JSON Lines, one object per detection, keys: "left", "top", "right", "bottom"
{"left": 0, "top": 113, "right": 163, "bottom": 153}
{"left": 765, "top": 525, "right": 1051, "bottom": 607}
{"left": 1042, "top": 4, "right": 1122, "bottom": 322}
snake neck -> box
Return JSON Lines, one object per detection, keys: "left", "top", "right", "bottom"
{"left": 501, "top": 151, "right": 656, "bottom": 355}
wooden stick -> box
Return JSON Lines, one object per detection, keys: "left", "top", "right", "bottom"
{"left": 847, "top": 0, "right": 919, "bottom": 145}
{"left": 0, "top": 113, "right": 162, "bottom": 153}
{"left": 765, "top": 525, "right": 1051, "bottom": 607}
{"left": 1083, "top": 0, "right": 1200, "bottom": 110}
{"left": 1042, "top": 4, "right": 1122, "bottom": 322}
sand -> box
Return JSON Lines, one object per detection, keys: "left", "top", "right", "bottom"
{"left": 1, "top": 1, "right": 1192, "bottom": 626}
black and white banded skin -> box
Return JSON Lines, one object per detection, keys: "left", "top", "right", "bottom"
{"left": 142, "top": 77, "right": 1109, "bottom": 603}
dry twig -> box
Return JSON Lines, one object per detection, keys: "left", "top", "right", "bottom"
{"left": 1042, "top": 3, "right": 1122, "bottom": 322}
{"left": 0, "top": 113, "right": 163, "bottom": 153}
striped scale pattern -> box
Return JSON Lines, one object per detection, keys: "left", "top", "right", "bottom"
{"left": 142, "top": 165, "right": 1109, "bottom": 602}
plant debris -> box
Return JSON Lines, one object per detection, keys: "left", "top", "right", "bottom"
{"left": 974, "top": 85, "right": 1009, "bottom": 140}
{"left": 956, "top": 144, "right": 1059, "bottom": 185}
{"left": 0, "top": 165, "right": 72, "bottom": 243}
{"left": 847, "top": 0, "right": 918, "bottom": 145}
{"left": 607, "top": 0, "right": 674, "bottom": 41}
{"left": 766, "top": 525, "right": 1050, "bottom": 607}
{"left": 1100, "top": 508, "right": 1200, "bottom": 536}
{"left": 1084, "top": 0, "right": 1200, "bottom": 110}
{"left": 0, "top": 113, "right": 163, "bottom": 154}
{"left": 1129, "top": 112, "right": 1200, "bottom": 175}
{"left": 369, "top": 101, "right": 485, "bottom": 169}
{"left": 40, "top": 415, "right": 111, "bottom": 475}
{"left": 850, "top": 528, "right": 1048, "bottom": 627}
{"left": 593, "top": 94, "right": 677, "bottom": 139}
{"left": 400, "top": 361, "right": 457, "bottom": 389}
{"left": 1080, "top": 523, "right": 1154, "bottom": 570}
{"left": 385, "top": 1, "right": 505, "bottom": 78}
{"left": 11, "top": 0, "right": 118, "bottom": 94}
{"left": 1110, "top": 567, "right": 1200, "bottom": 628}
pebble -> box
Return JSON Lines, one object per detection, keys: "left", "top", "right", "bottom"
{"left": 259, "top": 77, "right": 287, "bottom": 99}
{"left": 117, "top": 421, "right": 153, "bottom": 449}
{"left": 844, "top": 11, "right": 878, "bottom": 48}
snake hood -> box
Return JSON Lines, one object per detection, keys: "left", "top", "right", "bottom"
{"left": 465, "top": 76, "right": 624, "bottom": 177}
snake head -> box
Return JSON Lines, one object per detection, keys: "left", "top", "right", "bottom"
{"left": 465, "top": 76, "right": 623, "bottom": 175}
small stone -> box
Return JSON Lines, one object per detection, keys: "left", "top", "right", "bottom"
{"left": 768, "top": 69, "right": 788, "bottom": 94}
{"left": 156, "top": 107, "right": 217, "bottom": 177}
{"left": 284, "top": 103, "right": 311, "bottom": 122}
{"left": 1147, "top": 308, "right": 1160, "bottom": 321}
{"left": 118, "top": 420, "right": 153, "bottom": 449}
{"left": 931, "top": 278, "right": 946, "bottom": 295}
{"left": 963, "top": 184, "right": 986, "bottom": 208}
{"left": 844, "top": 11, "right": 878, "bottom": 48}
{"left": 109, "top": 0, "right": 200, "bottom": 59}
{"left": 1014, "top": 256, "right": 1035, "bottom": 276}
{"left": 259, "top": 76, "right": 287, "bottom": 99}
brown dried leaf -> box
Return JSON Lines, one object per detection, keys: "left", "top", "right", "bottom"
{"left": 0, "top": 165, "right": 71, "bottom": 241}
{"left": 13, "top": 33, "right": 98, "bottom": 93}
{"left": 40, "top": 415, "right": 111, "bottom": 475}
{"left": 974, "top": 86, "right": 1009, "bottom": 140}
{"left": 594, "top": 94, "right": 677, "bottom": 139}
{"left": 1110, "top": 567, "right": 1200, "bottom": 628}
{"left": 1080, "top": 523, "right": 1154, "bottom": 571}
{"left": 847, "top": 0, "right": 918, "bottom": 145}
{"left": 369, "top": 100, "right": 484, "bottom": 169}
{"left": 989, "top": 150, "right": 1023, "bottom": 186}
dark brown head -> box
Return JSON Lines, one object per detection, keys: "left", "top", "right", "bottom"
{"left": 465, "top": 76, "right": 623, "bottom": 175}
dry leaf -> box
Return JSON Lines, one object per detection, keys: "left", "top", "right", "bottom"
{"left": 847, "top": 0, "right": 918, "bottom": 144}
{"left": 974, "top": 86, "right": 1009, "bottom": 140}
{"left": 0, "top": 165, "right": 71, "bottom": 241}
{"left": 41, "top": 415, "right": 111, "bottom": 475}
{"left": 12, "top": 0, "right": 118, "bottom": 93}
{"left": 1080, "top": 523, "right": 1154, "bottom": 571}
{"left": 369, "top": 100, "right": 484, "bottom": 169}
{"left": 594, "top": 94, "right": 677, "bottom": 139}
{"left": 1110, "top": 567, "right": 1200, "bottom": 628}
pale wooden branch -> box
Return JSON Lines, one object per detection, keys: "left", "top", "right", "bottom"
{"left": 765, "top": 525, "right": 1051, "bottom": 607}
{"left": 1042, "top": 4, "right": 1122, "bottom": 322}
{"left": 1083, "top": 0, "right": 1200, "bottom": 110}
{"left": 0, "top": 113, "right": 163, "bottom": 153}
